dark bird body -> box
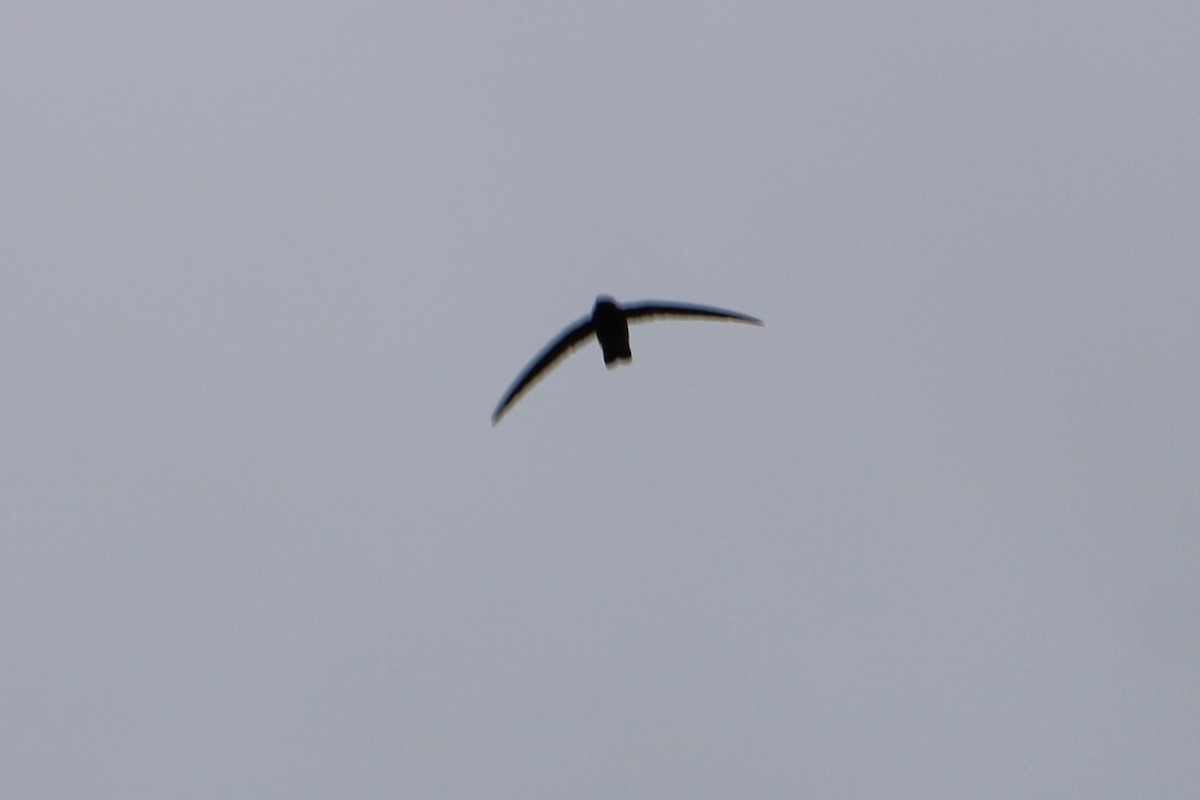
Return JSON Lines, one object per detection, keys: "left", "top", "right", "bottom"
{"left": 492, "top": 295, "right": 761, "bottom": 424}
{"left": 593, "top": 297, "right": 632, "bottom": 365}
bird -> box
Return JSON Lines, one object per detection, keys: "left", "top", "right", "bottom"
{"left": 492, "top": 295, "right": 762, "bottom": 424}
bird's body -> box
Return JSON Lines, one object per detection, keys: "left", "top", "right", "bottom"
{"left": 592, "top": 297, "right": 631, "bottom": 366}
{"left": 491, "top": 295, "right": 761, "bottom": 424}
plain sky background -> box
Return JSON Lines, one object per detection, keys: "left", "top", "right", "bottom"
{"left": 3, "top": 3, "right": 1198, "bottom": 797}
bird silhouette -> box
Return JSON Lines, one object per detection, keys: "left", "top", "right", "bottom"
{"left": 492, "top": 295, "right": 762, "bottom": 424}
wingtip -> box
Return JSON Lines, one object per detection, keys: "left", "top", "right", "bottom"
{"left": 729, "top": 312, "right": 764, "bottom": 326}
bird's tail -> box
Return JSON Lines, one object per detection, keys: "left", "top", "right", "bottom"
{"left": 601, "top": 342, "right": 632, "bottom": 367}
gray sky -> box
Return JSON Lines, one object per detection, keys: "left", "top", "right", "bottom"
{"left": 4, "top": 3, "right": 1198, "bottom": 797}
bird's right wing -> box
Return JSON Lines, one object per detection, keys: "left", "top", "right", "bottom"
{"left": 492, "top": 316, "right": 596, "bottom": 424}
{"left": 623, "top": 301, "right": 763, "bottom": 326}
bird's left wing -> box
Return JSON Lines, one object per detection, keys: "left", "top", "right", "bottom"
{"left": 492, "top": 315, "right": 596, "bottom": 424}
{"left": 623, "top": 301, "right": 763, "bottom": 326}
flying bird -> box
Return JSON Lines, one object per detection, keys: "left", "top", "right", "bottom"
{"left": 492, "top": 295, "right": 762, "bottom": 424}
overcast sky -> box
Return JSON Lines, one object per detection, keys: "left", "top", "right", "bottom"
{"left": 3, "top": 3, "right": 1198, "bottom": 798}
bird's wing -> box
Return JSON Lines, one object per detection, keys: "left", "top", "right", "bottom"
{"left": 492, "top": 316, "right": 596, "bottom": 424}
{"left": 623, "top": 301, "right": 763, "bottom": 326}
